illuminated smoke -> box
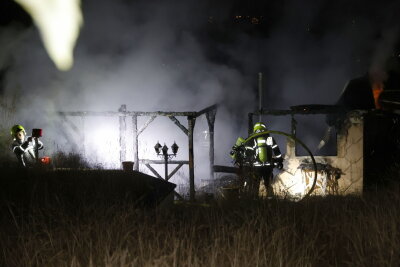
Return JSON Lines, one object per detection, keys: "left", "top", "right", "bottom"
{"left": 13, "top": 0, "right": 83, "bottom": 71}
{"left": 4, "top": 0, "right": 400, "bottom": 172}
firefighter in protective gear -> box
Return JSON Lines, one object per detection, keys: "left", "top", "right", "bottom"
{"left": 251, "top": 122, "right": 283, "bottom": 167}
{"left": 10, "top": 124, "right": 43, "bottom": 167}
{"left": 231, "top": 122, "right": 283, "bottom": 196}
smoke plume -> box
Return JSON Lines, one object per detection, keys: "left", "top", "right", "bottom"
{"left": 13, "top": 0, "right": 83, "bottom": 71}
{"left": 1, "top": 0, "right": 400, "bottom": 182}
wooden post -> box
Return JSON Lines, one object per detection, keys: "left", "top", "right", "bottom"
{"left": 258, "top": 72, "right": 263, "bottom": 122}
{"left": 291, "top": 114, "right": 297, "bottom": 137}
{"left": 206, "top": 109, "right": 216, "bottom": 180}
{"left": 132, "top": 115, "right": 139, "bottom": 171}
{"left": 248, "top": 113, "right": 254, "bottom": 136}
{"left": 188, "top": 116, "right": 196, "bottom": 201}
{"left": 164, "top": 155, "right": 168, "bottom": 180}
{"left": 119, "top": 105, "right": 127, "bottom": 163}
{"left": 291, "top": 114, "right": 297, "bottom": 156}
{"left": 81, "top": 116, "right": 86, "bottom": 157}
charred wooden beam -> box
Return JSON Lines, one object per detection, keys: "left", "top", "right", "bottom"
{"left": 251, "top": 105, "right": 346, "bottom": 117}
{"left": 139, "top": 159, "right": 189, "bottom": 165}
{"left": 167, "top": 163, "right": 184, "bottom": 181}
{"left": 213, "top": 165, "right": 239, "bottom": 174}
{"left": 168, "top": 116, "right": 188, "bottom": 136}
{"left": 132, "top": 115, "right": 139, "bottom": 171}
{"left": 196, "top": 104, "right": 218, "bottom": 118}
{"left": 59, "top": 105, "right": 221, "bottom": 118}
{"left": 254, "top": 110, "right": 295, "bottom": 116}
{"left": 249, "top": 105, "right": 347, "bottom": 136}
{"left": 248, "top": 113, "right": 254, "bottom": 136}
{"left": 143, "top": 160, "right": 186, "bottom": 200}
{"left": 58, "top": 111, "right": 197, "bottom": 117}
{"left": 131, "top": 111, "right": 197, "bottom": 117}
{"left": 258, "top": 72, "right": 263, "bottom": 122}
{"left": 206, "top": 109, "right": 217, "bottom": 180}
{"left": 138, "top": 115, "right": 156, "bottom": 136}
{"left": 188, "top": 116, "right": 196, "bottom": 201}
{"left": 144, "top": 163, "right": 162, "bottom": 179}
{"left": 119, "top": 105, "right": 127, "bottom": 162}
{"left": 290, "top": 104, "right": 345, "bottom": 113}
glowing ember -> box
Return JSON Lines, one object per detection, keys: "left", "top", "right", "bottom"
{"left": 372, "top": 82, "right": 384, "bottom": 109}
{"left": 40, "top": 156, "right": 51, "bottom": 165}
{"left": 14, "top": 0, "right": 83, "bottom": 71}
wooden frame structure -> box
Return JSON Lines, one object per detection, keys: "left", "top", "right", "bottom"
{"left": 248, "top": 105, "right": 345, "bottom": 138}
{"left": 58, "top": 104, "right": 217, "bottom": 201}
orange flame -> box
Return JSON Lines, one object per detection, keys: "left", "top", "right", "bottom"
{"left": 372, "top": 82, "right": 383, "bottom": 109}
{"left": 40, "top": 156, "right": 51, "bottom": 165}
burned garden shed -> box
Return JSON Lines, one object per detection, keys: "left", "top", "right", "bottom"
{"left": 246, "top": 77, "right": 400, "bottom": 198}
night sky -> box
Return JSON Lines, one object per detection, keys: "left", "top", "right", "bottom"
{"left": 1, "top": 0, "right": 399, "bottom": 105}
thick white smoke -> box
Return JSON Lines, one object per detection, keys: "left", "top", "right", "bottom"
{"left": 13, "top": 0, "right": 83, "bottom": 70}
{"left": 1, "top": 0, "right": 400, "bottom": 187}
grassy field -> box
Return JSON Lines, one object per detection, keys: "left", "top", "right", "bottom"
{"left": 1, "top": 167, "right": 399, "bottom": 267}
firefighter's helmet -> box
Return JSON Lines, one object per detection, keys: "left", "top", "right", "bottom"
{"left": 10, "top": 124, "right": 26, "bottom": 137}
{"left": 253, "top": 122, "right": 267, "bottom": 133}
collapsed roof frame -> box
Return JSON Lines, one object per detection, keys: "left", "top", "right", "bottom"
{"left": 248, "top": 105, "right": 345, "bottom": 140}
{"left": 214, "top": 105, "right": 342, "bottom": 174}
{"left": 58, "top": 104, "right": 217, "bottom": 201}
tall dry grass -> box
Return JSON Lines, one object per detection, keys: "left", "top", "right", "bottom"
{"left": 1, "top": 170, "right": 399, "bottom": 267}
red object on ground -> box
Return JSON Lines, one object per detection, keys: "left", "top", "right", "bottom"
{"left": 40, "top": 157, "right": 51, "bottom": 165}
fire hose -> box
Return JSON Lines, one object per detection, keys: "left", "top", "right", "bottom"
{"left": 242, "top": 130, "right": 318, "bottom": 199}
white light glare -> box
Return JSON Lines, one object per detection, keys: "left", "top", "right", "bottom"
{"left": 14, "top": 0, "right": 83, "bottom": 71}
